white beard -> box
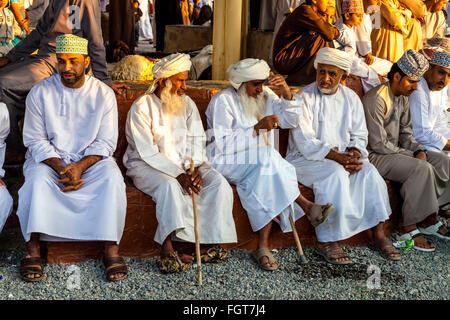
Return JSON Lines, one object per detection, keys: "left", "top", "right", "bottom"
{"left": 237, "top": 85, "right": 267, "bottom": 121}
{"left": 160, "top": 79, "right": 187, "bottom": 116}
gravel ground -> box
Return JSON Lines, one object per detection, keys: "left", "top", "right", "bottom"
{"left": 0, "top": 220, "right": 448, "bottom": 301}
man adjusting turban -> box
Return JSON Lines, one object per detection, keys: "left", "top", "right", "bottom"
{"left": 227, "top": 58, "right": 271, "bottom": 90}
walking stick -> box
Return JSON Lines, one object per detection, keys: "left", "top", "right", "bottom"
{"left": 190, "top": 158, "right": 202, "bottom": 285}
{"left": 289, "top": 204, "right": 308, "bottom": 264}
{"left": 257, "top": 115, "right": 308, "bottom": 264}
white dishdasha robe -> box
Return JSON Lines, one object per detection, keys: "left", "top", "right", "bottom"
{"left": 18, "top": 75, "right": 127, "bottom": 243}
{"left": 123, "top": 93, "right": 237, "bottom": 245}
{"left": 206, "top": 86, "right": 305, "bottom": 233}
{"left": 286, "top": 83, "right": 391, "bottom": 242}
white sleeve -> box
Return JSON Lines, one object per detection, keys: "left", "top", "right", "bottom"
{"left": 0, "top": 103, "right": 9, "bottom": 177}
{"left": 346, "top": 94, "right": 369, "bottom": 158}
{"left": 290, "top": 92, "right": 332, "bottom": 161}
{"left": 185, "top": 98, "right": 209, "bottom": 168}
{"left": 207, "top": 93, "right": 263, "bottom": 155}
{"left": 266, "top": 88, "right": 302, "bottom": 129}
{"left": 410, "top": 90, "right": 447, "bottom": 151}
{"left": 83, "top": 90, "right": 118, "bottom": 158}
{"left": 23, "top": 91, "right": 60, "bottom": 164}
{"left": 125, "top": 99, "right": 185, "bottom": 178}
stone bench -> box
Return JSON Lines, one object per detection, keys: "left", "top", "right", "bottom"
{"left": 5, "top": 78, "right": 403, "bottom": 263}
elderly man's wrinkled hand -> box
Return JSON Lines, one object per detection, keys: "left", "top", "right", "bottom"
{"left": 254, "top": 115, "right": 279, "bottom": 135}
{"left": 58, "top": 163, "right": 85, "bottom": 192}
{"left": 268, "top": 72, "right": 292, "bottom": 100}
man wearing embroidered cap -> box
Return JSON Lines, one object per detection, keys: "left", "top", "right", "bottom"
{"left": 206, "top": 58, "right": 334, "bottom": 271}
{"left": 17, "top": 34, "right": 128, "bottom": 282}
{"left": 363, "top": 49, "right": 450, "bottom": 252}
{"left": 286, "top": 47, "right": 397, "bottom": 263}
{"left": 124, "top": 53, "right": 237, "bottom": 273}
{"left": 409, "top": 51, "right": 450, "bottom": 219}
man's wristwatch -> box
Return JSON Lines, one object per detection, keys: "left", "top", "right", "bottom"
{"left": 413, "top": 149, "right": 427, "bottom": 156}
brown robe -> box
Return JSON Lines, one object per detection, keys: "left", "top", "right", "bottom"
{"left": 272, "top": 4, "right": 339, "bottom": 86}
{"left": 109, "top": 0, "right": 136, "bottom": 53}
{"left": 362, "top": 82, "right": 450, "bottom": 226}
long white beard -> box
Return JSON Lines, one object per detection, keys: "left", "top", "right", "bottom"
{"left": 160, "top": 79, "right": 187, "bottom": 116}
{"left": 237, "top": 85, "right": 267, "bottom": 121}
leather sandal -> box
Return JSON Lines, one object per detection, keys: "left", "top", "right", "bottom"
{"left": 368, "top": 238, "right": 401, "bottom": 261}
{"left": 314, "top": 242, "right": 353, "bottom": 265}
{"left": 104, "top": 256, "right": 128, "bottom": 282}
{"left": 156, "top": 251, "right": 191, "bottom": 274}
{"left": 252, "top": 248, "right": 278, "bottom": 271}
{"left": 200, "top": 245, "right": 229, "bottom": 263}
{"left": 20, "top": 257, "right": 45, "bottom": 282}
{"left": 308, "top": 204, "right": 334, "bottom": 227}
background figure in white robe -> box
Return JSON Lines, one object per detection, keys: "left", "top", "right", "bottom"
{"left": 421, "top": 0, "right": 447, "bottom": 45}
{"left": 206, "top": 58, "right": 334, "bottom": 271}
{"left": 17, "top": 35, "right": 127, "bottom": 282}
{"left": 124, "top": 53, "right": 237, "bottom": 272}
{"left": 286, "top": 47, "right": 399, "bottom": 264}
{"left": 410, "top": 52, "right": 450, "bottom": 154}
{"left": 334, "top": 0, "right": 392, "bottom": 93}
{"left": 0, "top": 102, "right": 13, "bottom": 234}
{"left": 138, "top": 0, "right": 153, "bottom": 42}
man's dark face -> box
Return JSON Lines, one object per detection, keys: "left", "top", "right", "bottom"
{"left": 395, "top": 74, "right": 420, "bottom": 96}
{"left": 57, "top": 53, "right": 90, "bottom": 88}
{"left": 425, "top": 64, "right": 450, "bottom": 91}
{"left": 169, "top": 71, "right": 189, "bottom": 96}
{"left": 244, "top": 80, "right": 265, "bottom": 98}
{"left": 316, "top": 63, "right": 345, "bottom": 94}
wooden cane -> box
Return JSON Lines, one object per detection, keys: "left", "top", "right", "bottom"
{"left": 190, "top": 158, "right": 202, "bottom": 285}
{"left": 257, "top": 115, "right": 307, "bottom": 264}
{"left": 257, "top": 115, "right": 271, "bottom": 146}
{"left": 289, "top": 205, "right": 308, "bottom": 264}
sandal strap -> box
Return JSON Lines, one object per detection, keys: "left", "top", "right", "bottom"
{"left": 106, "top": 265, "right": 128, "bottom": 276}
{"left": 104, "top": 256, "right": 126, "bottom": 267}
{"left": 20, "top": 266, "right": 43, "bottom": 275}
{"left": 20, "top": 257, "right": 42, "bottom": 267}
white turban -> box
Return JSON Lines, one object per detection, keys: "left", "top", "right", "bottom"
{"left": 227, "top": 58, "right": 271, "bottom": 90}
{"left": 146, "top": 53, "right": 192, "bottom": 94}
{"left": 314, "top": 47, "right": 353, "bottom": 74}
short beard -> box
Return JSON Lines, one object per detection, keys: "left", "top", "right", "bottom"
{"left": 237, "top": 84, "right": 267, "bottom": 121}
{"left": 317, "top": 75, "right": 343, "bottom": 95}
{"left": 160, "top": 79, "right": 187, "bottom": 116}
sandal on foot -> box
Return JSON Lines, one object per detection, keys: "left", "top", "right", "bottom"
{"left": 314, "top": 243, "right": 353, "bottom": 265}
{"left": 104, "top": 256, "right": 128, "bottom": 282}
{"left": 156, "top": 251, "right": 191, "bottom": 274}
{"left": 200, "top": 245, "right": 229, "bottom": 263}
{"left": 308, "top": 204, "right": 334, "bottom": 227}
{"left": 392, "top": 229, "right": 435, "bottom": 252}
{"left": 20, "top": 257, "right": 45, "bottom": 282}
{"left": 252, "top": 248, "right": 278, "bottom": 271}
{"left": 418, "top": 221, "right": 450, "bottom": 241}
{"left": 368, "top": 238, "right": 401, "bottom": 261}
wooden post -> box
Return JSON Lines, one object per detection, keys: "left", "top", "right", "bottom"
{"left": 212, "top": 0, "right": 246, "bottom": 80}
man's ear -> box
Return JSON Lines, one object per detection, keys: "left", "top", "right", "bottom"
{"left": 393, "top": 72, "right": 402, "bottom": 83}
{"left": 158, "top": 78, "right": 166, "bottom": 88}
{"left": 344, "top": 12, "right": 350, "bottom": 20}
{"left": 84, "top": 55, "right": 91, "bottom": 69}
{"left": 340, "top": 73, "right": 348, "bottom": 83}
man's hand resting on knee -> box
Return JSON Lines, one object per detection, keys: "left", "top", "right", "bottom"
{"left": 326, "top": 148, "right": 363, "bottom": 174}
{"left": 176, "top": 167, "right": 203, "bottom": 195}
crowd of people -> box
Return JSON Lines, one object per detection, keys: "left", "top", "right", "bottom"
{"left": 0, "top": 0, "right": 447, "bottom": 285}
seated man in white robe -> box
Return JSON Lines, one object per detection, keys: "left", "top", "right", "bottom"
{"left": 334, "top": 0, "right": 393, "bottom": 93}
{"left": 409, "top": 51, "right": 450, "bottom": 218}
{"left": 206, "top": 58, "right": 334, "bottom": 271}
{"left": 286, "top": 47, "right": 398, "bottom": 264}
{"left": 18, "top": 35, "right": 127, "bottom": 282}
{"left": 124, "top": 53, "right": 237, "bottom": 273}
{"left": 410, "top": 51, "right": 450, "bottom": 153}
{"left": 0, "top": 102, "right": 13, "bottom": 237}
